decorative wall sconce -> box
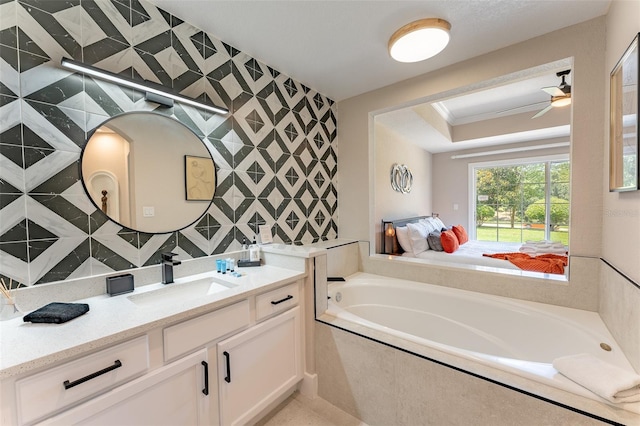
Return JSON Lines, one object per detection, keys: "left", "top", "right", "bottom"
{"left": 381, "top": 220, "right": 397, "bottom": 254}
{"left": 61, "top": 58, "right": 229, "bottom": 115}
{"left": 390, "top": 163, "right": 413, "bottom": 193}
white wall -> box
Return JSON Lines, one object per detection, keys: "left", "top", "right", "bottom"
{"left": 374, "top": 122, "right": 432, "bottom": 252}
{"left": 599, "top": 0, "right": 640, "bottom": 373}
{"left": 338, "top": 17, "right": 606, "bottom": 260}
{"left": 602, "top": 0, "right": 640, "bottom": 283}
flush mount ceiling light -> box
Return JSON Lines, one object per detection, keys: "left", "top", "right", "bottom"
{"left": 388, "top": 18, "right": 451, "bottom": 63}
{"left": 61, "top": 57, "right": 228, "bottom": 115}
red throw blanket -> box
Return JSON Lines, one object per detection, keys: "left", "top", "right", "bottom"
{"left": 483, "top": 253, "right": 568, "bottom": 274}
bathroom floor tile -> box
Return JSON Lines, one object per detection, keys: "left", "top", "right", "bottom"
{"left": 257, "top": 392, "right": 367, "bottom": 426}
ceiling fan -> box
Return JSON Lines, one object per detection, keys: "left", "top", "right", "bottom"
{"left": 531, "top": 69, "right": 572, "bottom": 118}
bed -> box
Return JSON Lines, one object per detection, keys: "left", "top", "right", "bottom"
{"left": 382, "top": 216, "right": 568, "bottom": 273}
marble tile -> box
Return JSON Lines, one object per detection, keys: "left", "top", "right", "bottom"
{"left": 28, "top": 235, "right": 89, "bottom": 284}
{"left": 316, "top": 320, "right": 617, "bottom": 426}
{"left": 0, "top": 1, "right": 18, "bottom": 50}
{"left": 17, "top": 1, "right": 82, "bottom": 61}
{"left": 81, "top": 0, "right": 131, "bottom": 47}
{"left": 0, "top": 143, "right": 25, "bottom": 192}
{"left": 0, "top": 241, "right": 30, "bottom": 286}
{"left": 600, "top": 261, "right": 640, "bottom": 372}
{"left": 274, "top": 73, "right": 304, "bottom": 110}
{"left": 130, "top": 0, "right": 169, "bottom": 47}
{"left": 1, "top": 0, "right": 337, "bottom": 286}
{"left": 316, "top": 323, "right": 397, "bottom": 426}
{"left": 210, "top": 224, "right": 234, "bottom": 255}
{"left": 0, "top": 48, "right": 20, "bottom": 97}
{"left": 232, "top": 52, "right": 272, "bottom": 97}
{"left": 234, "top": 95, "right": 275, "bottom": 147}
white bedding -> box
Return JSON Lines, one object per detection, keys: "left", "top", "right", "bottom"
{"left": 402, "top": 240, "right": 524, "bottom": 270}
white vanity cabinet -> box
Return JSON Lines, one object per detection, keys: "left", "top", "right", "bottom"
{"left": 217, "top": 306, "right": 302, "bottom": 426}
{"left": 4, "top": 277, "right": 304, "bottom": 426}
{"left": 37, "top": 349, "right": 209, "bottom": 426}
{"left": 14, "top": 336, "right": 150, "bottom": 425}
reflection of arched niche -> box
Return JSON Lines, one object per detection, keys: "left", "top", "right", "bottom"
{"left": 87, "top": 171, "right": 120, "bottom": 222}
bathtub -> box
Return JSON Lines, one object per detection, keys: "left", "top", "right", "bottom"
{"left": 324, "top": 272, "right": 639, "bottom": 414}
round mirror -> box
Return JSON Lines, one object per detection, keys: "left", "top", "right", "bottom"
{"left": 81, "top": 112, "right": 216, "bottom": 233}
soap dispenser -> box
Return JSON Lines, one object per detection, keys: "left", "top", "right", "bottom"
{"left": 249, "top": 238, "right": 260, "bottom": 262}
{"left": 241, "top": 237, "right": 249, "bottom": 261}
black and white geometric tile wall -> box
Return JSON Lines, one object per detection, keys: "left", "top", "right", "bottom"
{"left": 0, "top": 0, "right": 338, "bottom": 286}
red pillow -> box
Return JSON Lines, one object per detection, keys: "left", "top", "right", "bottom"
{"left": 452, "top": 225, "right": 468, "bottom": 245}
{"left": 440, "top": 230, "right": 460, "bottom": 253}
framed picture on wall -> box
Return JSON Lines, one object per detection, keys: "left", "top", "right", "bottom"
{"left": 609, "top": 32, "right": 639, "bottom": 192}
{"left": 185, "top": 155, "right": 216, "bottom": 201}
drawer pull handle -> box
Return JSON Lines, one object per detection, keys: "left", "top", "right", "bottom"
{"left": 201, "top": 361, "right": 209, "bottom": 395}
{"left": 271, "top": 295, "right": 293, "bottom": 305}
{"left": 223, "top": 351, "right": 231, "bottom": 383}
{"left": 63, "top": 360, "right": 122, "bottom": 390}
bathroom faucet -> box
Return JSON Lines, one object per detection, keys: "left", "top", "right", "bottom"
{"left": 161, "top": 252, "right": 181, "bottom": 284}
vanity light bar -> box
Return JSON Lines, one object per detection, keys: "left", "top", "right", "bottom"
{"left": 61, "top": 58, "right": 229, "bottom": 115}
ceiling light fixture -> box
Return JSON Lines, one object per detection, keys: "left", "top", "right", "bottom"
{"left": 388, "top": 18, "right": 451, "bottom": 63}
{"left": 551, "top": 96, "right": 572, "bottom": 108}
{"left": 60, "top": 58, "right": 229, "bottom": 115}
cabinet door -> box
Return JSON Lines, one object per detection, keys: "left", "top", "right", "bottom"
{"left": 218, "top": 306, "right": 302, "bottom": 426}
{"left": 39, "top": 350, "right": 210, "bottom": 426}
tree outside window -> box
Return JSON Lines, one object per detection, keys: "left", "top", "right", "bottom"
{"left": 474, "top": 159, "right": 569, "bottom": 245}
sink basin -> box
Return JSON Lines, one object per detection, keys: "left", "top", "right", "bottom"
{"left": 127, "top": 276, "right": 236, "bottom": 306}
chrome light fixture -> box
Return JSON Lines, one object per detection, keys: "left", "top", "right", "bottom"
{"left": 61, "top": 58, "right": 229, "bottom": 115}
{"left": 388, "top": 18, "right": 451, "bottom": 63}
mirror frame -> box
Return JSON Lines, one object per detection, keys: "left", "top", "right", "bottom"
{"left": 609, "top": 32, "right": 639, "bottom": 192}
{"left": 80, "top": 111, "right": 216, "bottom": 234}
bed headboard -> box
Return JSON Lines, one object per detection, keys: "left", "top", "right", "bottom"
{"left": 381, "top": 215, "right": 433, "bottom": 254}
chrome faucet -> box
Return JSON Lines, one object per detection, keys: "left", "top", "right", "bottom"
{"left": 161, "top": 252, "right": 181, "bottom": 284}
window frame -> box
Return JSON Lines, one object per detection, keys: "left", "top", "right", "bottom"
{"left": 468, "top": 153, "right": 570, "bottom": 242}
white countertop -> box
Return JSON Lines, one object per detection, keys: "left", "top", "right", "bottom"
{"left": 0, "top": 265, "right": 305, "bottom": 379}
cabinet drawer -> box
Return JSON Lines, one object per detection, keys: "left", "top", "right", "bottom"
{"left": 164, "top": 299, "right": 250, "bottom": 362}
{"left": 255, "top": 282, "right": 299, "bottom": 322}
{"left": 15, "top": 335, "right": 149, "bottom": 425}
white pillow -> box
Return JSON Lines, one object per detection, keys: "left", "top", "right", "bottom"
{"left": 420, "top": 217, "right": 439, "bottom": 234}
{"left": 395, "top": 226, "right": 412, "bottom": 253}
{"left": 407, "top": 222, "right": 430, "bottom": 255}
{"left": 432, "top": 216, "right": 446, "bottom": 230}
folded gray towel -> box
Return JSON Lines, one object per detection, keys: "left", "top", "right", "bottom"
{"left": 23, "top": 302, "right": 89, "bottom": 324}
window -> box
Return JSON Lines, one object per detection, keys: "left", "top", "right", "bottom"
{"left": 470, "top": 155, "right": 570, "bottom": 245}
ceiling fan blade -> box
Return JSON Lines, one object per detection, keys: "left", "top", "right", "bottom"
{"left": 532, "top": 104, "right": 553, "bottom": 119}
{"left": 541, "top": 86, "right": 564, "bottom": 97}
{"left": 495, "top": 101, "right": 549, "bottom": 115}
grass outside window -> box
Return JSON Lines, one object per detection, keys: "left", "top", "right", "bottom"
{"left": 476, "top": 226, "right": 569, "bottom": 245}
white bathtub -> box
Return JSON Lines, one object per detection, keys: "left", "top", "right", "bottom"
{"left": 325, "top": 272, "right": 639, "bottom": 414}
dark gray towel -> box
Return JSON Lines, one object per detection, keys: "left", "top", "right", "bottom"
{"left": 23, "top": 302, "right": 89, "bottom": 324}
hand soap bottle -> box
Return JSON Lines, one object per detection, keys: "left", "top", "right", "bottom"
{"left": 241, "top": 237, "right": 249, "bottom": 261}
{"left": 249, "top": 238, "right": 260, "bottom": 262}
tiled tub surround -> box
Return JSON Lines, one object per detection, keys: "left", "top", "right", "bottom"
{"left": 315, "top": 322, "right": 633, "bottom": 426}
{"left": 320, "top": 273, "right": 639, "bottom": 421}
{"left": 0, "top": 0, "right": 338, "bottom": 288}
{"left": 600, "top": 259, "right": 640, "bottom": 373}
{"left": 313, "top": 245, "right": 639, "bottom": 425}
